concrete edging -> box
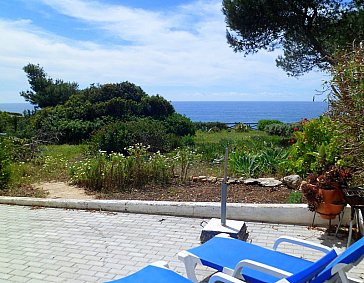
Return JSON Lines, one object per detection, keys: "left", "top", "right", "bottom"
{"left": 0, "top": 196, "right": 351, "bottom": 226}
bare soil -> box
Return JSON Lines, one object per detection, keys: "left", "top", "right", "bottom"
{"left": 33, "top": 181, "right": 293, "bottom": 203}
{"left": 33, "top": 182, "right": 95, "bottom": 200}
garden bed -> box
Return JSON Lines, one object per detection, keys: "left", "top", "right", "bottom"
{"left": 98, "top": 182, "right": 292, "bottom": 204}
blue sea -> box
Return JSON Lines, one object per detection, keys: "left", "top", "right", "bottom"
{"left": 0, "top": 101, "right": 328, "bottom": 123}
{"left": 172, "top": 101, "right": 328, "bottom": 123}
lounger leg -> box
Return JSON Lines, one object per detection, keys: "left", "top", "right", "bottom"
{"left": 178, "top": 251, "right": 200, "bottom": 283}
{"left": 338, "top": 270, "right": 351, "bottom": 283}
{"left": 347, "top": 208, "right": 356, "bottom": 248}
{"left": 335, "top": 210, "right": 344, "bottom": 237}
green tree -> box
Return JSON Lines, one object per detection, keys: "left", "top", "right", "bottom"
{"left": 222, "top": 0, "right": 364, "bottom": 76}
{"left": 20, "top": 64, "right": 79, "bottom": 108}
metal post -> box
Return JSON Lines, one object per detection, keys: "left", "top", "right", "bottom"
{"left": 221, "top": 148, "right": 228, "bottom": 226}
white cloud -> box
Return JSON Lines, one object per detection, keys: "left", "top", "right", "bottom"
{"left": 0, "top": 0, "right": 325, "bottom": 103}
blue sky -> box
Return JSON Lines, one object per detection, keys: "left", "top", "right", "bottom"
{"left": 0, "top": 0, "right": 327, "bottom": 103}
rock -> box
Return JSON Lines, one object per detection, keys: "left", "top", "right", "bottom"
{"left": 207, "top": 176, "right": 218, "bottom": 183}
{"left": 212, "top": 158, "right": 222, "bottom": 165}
{"left": 243, "top": 178, "right": 260, "bottom": 185}
{"left": 282, "top": 175, "right": 302, "bottom": 189}
{"left": 258, "top": 178, "right": 282, "bottom": 187}
{"left": 227, "top": 178, "right": 237, "bottom": 184}
{"left": 243, "top": 177, "right": 282, "bottom": 187}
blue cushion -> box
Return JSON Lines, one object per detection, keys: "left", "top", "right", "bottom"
{"left": 187, "top": 237, "right": 324, "bottom": 283}
{"left": 286, "top": 249, "right": 337, "bottom": 283}
{"left": 311, "top": 237, "right": 364, "bottom": 283}
{"left": 106, "top": 265, "right": 192, "bottom": 283}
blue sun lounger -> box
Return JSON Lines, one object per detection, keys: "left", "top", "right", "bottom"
{"left": 178, "top": 234, "right": 339, "bottom": 283}
{"left": 311, "top": 236, "right": 364, "bottom": 283}
{"left": 105, "top": 254, "right": 337, "bottom": 283}
{"left": 104, "top": 261, "right": 243, "bottom": 283}
{"left": 105, "top": 262, "right": 193, "bottom": 283}
{"left": 207, "top": 236, "right": 364, "bottom": 283}
{"left": 105, "top": 236, "right": 363, "bottom": 283}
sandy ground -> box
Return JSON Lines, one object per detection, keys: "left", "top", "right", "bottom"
{"left": 33, "top": 182, "right": 95, "bottom": 199}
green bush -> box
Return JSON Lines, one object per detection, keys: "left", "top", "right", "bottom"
{"left": 0, "top": 139, "right": 11, "bottom": 190}
{"left": 164, "top": 113, "right": 196, "bottom": 137}
{"left": 194, "top": 122, "right": 228, "bottom": 132}
{"left": 257, "top": 119, "right": 283, "bottom": 131}
{"left": 26, "top": 81, "right": 179, "bottom": 145}
{"left": 141, "top": 95, "right": 175, "bottom": 119}
{"left": 125, "top": 119, "right": 176, "bottom": 152}
{"left": 264, "top": 122, "right": 301, "bottom": 137}
{"left": 235, "top": 123, "right": 251, "bottom": 132}
{"left": 286, "top": 117, "right": 340, "bottom": 176}
{"left": 93, "top": 118, "right": 180, "bottom": 154}
{"left": 92, "top": 122, "right": 131, "bottom": 154}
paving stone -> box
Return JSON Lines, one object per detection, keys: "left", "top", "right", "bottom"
{"left": 7, "top": 275, "right": 30, "bottom": 282}
{"left": 0, "top": 204, "right": 363, "bottom": 282}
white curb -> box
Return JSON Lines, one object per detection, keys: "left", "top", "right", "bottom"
{"left": 0, "top": 196, "right": 351, "bottom": 226}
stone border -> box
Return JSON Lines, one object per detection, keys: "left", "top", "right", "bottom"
{"left": 0, "top": 196, "right": 350, "bottom": 226}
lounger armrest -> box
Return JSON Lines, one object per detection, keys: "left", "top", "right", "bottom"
{"left": 232, "top": 259, "right": 292, "bottom": 279}
{"left": 273, "top": 236, "right": 332, "bottom": 254}
{"left": 208, "top": 272, "right": 243, "bottom": 283}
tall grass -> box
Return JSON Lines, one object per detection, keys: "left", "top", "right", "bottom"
{"left": 10, "top": 144, "right": 87, "bottom": 188}
{"left": 69, "top": 144, "right": 198, "bottom": 193}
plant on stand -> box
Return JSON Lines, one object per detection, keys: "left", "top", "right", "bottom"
{"left": 301, "top": 166, "right": 351, "bottom": 219}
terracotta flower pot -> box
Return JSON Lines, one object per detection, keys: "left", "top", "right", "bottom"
{"left": 319, "top": 187, "right": 344, "bottom": 204}
{"left": 316, "top": 202, "right": 345, "bottom": 219}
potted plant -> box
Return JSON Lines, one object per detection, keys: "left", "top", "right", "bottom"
{"left": 301, "top": 166, "right": 351, "bottom": 219}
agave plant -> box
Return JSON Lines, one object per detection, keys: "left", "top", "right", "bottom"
{"left": 229, "top": 151, "right": 261, "bottom": 177}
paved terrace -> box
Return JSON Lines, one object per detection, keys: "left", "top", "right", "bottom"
{"left": 0, "top": 204, "right": 363, "bottom": 283}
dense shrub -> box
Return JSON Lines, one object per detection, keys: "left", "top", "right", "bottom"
{"left": 4, "top": 137, "right": 39, "bottom": 162}
{"left": 125, "top": 119, "right": 176, "bottom": 152}
{"left": 93, "top": 118, "right": 181, "bottom": 154}
{"left": 0, "top": 111, "right": 33, "bottom": 138}
{"left": 164, "top": 113, "right": 196, "bottom": 137}
{"left": 235, "top": 123, "right": 251, "bottom": 132}
{"left": 25, "top": 81, "right": 180, "bottom": 144}
{"left": 194, "top": 122, "right": 228, "bottom": 132}
{"left": 286, "top": 117, "right": 340, "bottom": 176}
{"left": 264, "top": 122, "right": 301, "bottom": 137}
{"left": 0, "top": 138, "right": 11, "bottom": 189}
{"left": 58, "top": 119, "right": 103, "bottom": 144}
{"left": 92, "top": 122, "right": 131, "bottom": 154}
{"left": 257, "top": 119, "right": 283, "bottom": 131}
{"left": 141, "top": 95, "right": 175, "bottom": 119}
{"left": 0, "top": 112, "right": 12, "bottom": 133}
